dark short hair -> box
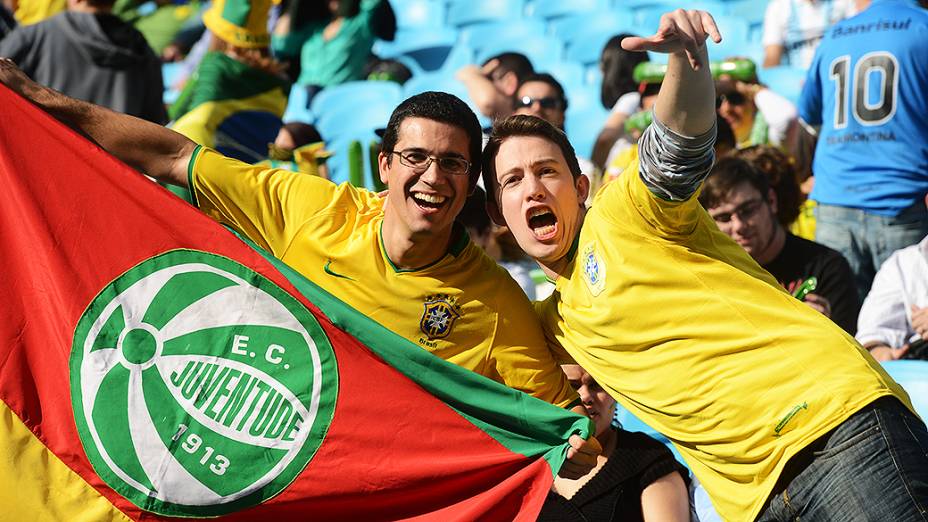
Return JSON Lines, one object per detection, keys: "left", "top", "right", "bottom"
{"left": 380, "top": 91, "right": 483, "bottom": 186}
{"left": 483, "top": 52, "right": 535, "bottom": 83}
{"left": 281, "top": 122, "right": 323, "bottom": 147}
{"left": 516, "top": 72, "right": 568, "bottom": 110}
{"left": 481, "top": 115, "right": 580, "bottom": 202}
{"left": 698, "top": 156, "right": 770, "bottom": 211}
{"left": 735, "top": 145, "right": 802, "bottom": 226}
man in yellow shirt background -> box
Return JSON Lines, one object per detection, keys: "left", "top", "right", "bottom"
{"left": 481, "top": 8, "right": 928, "bottom": 521}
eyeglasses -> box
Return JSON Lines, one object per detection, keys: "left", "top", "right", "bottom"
{"left": 716, "top": 92, "right": 747, "bottom": 108}
{"left": 710, "top": 198, "right": 766, "bottom": 225}
{"left": 515, "top": 96, "right": 565, "bottom": 111}
{"left": 389, "top": 150, "right": 470, "bottom": 176}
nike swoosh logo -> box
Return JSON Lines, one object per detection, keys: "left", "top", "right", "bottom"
{"left": 324, "top": 259, "right": 355, "bottom": 281}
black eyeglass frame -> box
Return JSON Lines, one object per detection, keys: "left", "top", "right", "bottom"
{"left": 387, "top": 149, "right": 471, "bottom": 176}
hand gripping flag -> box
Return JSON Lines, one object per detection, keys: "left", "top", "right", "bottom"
{"left": 0, "top": 84, "right": 590, "bottom": 521}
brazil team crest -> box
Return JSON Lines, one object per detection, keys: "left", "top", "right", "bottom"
{"left": 419, "top": 294, "right": 462, "bottom": 339}
{"left": 70, "top": 250, "right": 338, "bottom": 517}
{"left": 581, "top": 242, "right": 606, "bottom": 297}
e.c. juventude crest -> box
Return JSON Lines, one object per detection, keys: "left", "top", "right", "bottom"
{"left": 581, "top": 242, "right": 606, "bottom": 297}
{"left": 419, "top": 294, "right": 462, "bottom": 339}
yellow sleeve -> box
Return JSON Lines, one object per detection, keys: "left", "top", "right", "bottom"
{"left": 189, "top": 147, "right": 367, "bottom": 256}
{"left": 489, "top": 289, "right": 579, "bottom": 409}
{"left": 595, "top": 159, "right": 704, "bottom": 239}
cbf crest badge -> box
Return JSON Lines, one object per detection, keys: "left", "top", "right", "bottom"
{"left": 420, "top": 294, "right": 462, "bottom": 339}
{"left": 581, "top": 242, "right": 606, "bottom": 296}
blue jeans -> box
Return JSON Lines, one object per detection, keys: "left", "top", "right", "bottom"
{"left": 815, "top": 202, "right": 928, "bottom": 302}
{"left": 757, "top": 397, "right": 928, "bottom": 522}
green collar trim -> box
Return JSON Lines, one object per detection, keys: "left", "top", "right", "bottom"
{"left": 187, "top": 144, "right": 204, "bottom": 207}
{"left": 378, "top": 221, "right": 470, "bottom": 273}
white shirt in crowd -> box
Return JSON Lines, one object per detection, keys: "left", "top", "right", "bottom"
{"left": 857, "top": 235, "right": 928, "bottom": 349}
{"left": 762, "top": 0, "right": 856, "bottom": 68}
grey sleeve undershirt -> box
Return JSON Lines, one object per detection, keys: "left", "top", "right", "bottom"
{"left": 637, "top": 112, "right": 717, "bottom": 202}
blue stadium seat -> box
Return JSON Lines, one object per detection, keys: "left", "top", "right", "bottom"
{"left": 309, "top": 81, "right": 403, "bottom": 121}
{"left": 525, "top": 0, "right": 610, "bottom": 20}
{"left": 544, "top": 61, "right": 587, "bottom": 90}
{"left": 390, "top": 0, "right": 448, "bottom": 30}
{"left": 314, "top": 100, "right": 395, "bottom": 144}
{"left": 475, "top": 34, "right": 565, "bottom": 69}
{"left": 565, "top": 84, "right": 609, "bottom": 158}
{"left": 446, "top": 0, "right": 524, "bottom": 28}
{"left": 882, "top": 360, "right": 928, "bottom": 421}
{"left": 402, "top": 73, "right": 492, "bottom": 129}
{"left": 551, "top": 8, "right": 637, "bottom": 43}
{"left": 282, "top": 85, "right": 314, "bottom": 125}
{"left": 635, "top": 3, "right": 737, "bottom": 35}
{"left": 162, "top": 62, "right": 183, "bottom": 106}
{"left": 757, "top": 65, "right": 808, "bottom": 105}
{"left": 325, "top": 130, "right": 381, "bottom": 186}
{"left": 459, "top": 19, "right": 546, "bottom": 49}
{"left": 373, "top": 28, "right": 458, "bottom": 72}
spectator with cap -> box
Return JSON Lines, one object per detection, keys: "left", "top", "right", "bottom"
{"left": 169, "top": 0, "right": 289, "bottom": 164}
{"left": 457, "top": 52, "right": 534, "bottom": 120}
{"left": 714, "top": 59, "right": 797, "bottom": 150}
{"left": 0, "top": 0, "right": 166, "bottom": 123}
{"left": 700, "top": 156, "right": 859, "bottom": 334}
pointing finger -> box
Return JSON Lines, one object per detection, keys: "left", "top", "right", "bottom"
{"left": 701, "top": 10, "right": 723, "bottom": 44}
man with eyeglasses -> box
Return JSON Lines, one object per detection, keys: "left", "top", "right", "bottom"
{"left": 700, "top": 156, "right": 859, "bottom": 334}
{"left": 0, "top": 62, "right": 601, "bottom": 477}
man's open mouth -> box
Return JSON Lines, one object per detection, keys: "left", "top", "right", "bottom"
{"left": 528, "top": 207, "right": 557, "bottom": 238}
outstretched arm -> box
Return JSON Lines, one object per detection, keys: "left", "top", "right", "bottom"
{"left": 0, "top": 57, "right": 194, "bottom": 187}
{"left": 621, "top": 10, "right": 720, "bottom": 202}
{"left": 622, "top": 9, "right": 719, "bottom": 137}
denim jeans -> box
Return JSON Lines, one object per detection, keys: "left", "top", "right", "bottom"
{"left": 756, "top": 397, "right": 928, "bottom": 522}
{"left": 815, "top": 202, "right": 928, "bottom": 302}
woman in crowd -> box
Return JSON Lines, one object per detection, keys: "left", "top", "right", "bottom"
{"left": 540, "top": 365, "right": 691, "bottom": 522}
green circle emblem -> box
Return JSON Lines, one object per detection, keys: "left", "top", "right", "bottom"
{"left": 70, "top": 250, "right": 338, "bottom": 516}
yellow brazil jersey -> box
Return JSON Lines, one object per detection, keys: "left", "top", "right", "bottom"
{"left": 189, "top": 147, "right": 578, "bottom": 408}
{"left": 536, "top": 161, "right": 913, "bottom": 521}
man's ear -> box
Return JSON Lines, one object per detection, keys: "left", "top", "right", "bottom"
{"left": 767, "top": 187, "right": 778, "bottom": 215}
{"left": 576, "top": 174, "right": 590, "bottom": 205}
{"left": 378, "top": 152, "right": 390, "bottom": 186}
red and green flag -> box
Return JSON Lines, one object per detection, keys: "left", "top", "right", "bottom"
{"left": 0, "top": 84, "right": 590, "bottom": 521}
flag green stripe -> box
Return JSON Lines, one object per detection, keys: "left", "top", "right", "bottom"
{"left": 236, "top": 232, "right": 590, "bottom": 474}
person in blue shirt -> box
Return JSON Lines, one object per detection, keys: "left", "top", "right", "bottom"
{"left": 797, "top": 0, "right": 928, "bottom": 304}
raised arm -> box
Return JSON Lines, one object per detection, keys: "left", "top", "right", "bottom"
{"left": 0, "top": 57, "right": 194, "bottom": 186}
{"left": 621, "top": 9, "right": 720, "bottom": 202}
{"left": 622, "top": 9, "right": 719, "bottom": 137}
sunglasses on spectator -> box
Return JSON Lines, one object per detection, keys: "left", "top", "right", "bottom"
{"left": 515, "top": 96, "right": 565, "bottom": 110}
{"left": 716, "top": 92, "right": 747, "bottom": 108}
{"left": 389, "top": 149, "right": 470, "bottom": 176}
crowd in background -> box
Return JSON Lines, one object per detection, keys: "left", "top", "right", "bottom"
{"left": 1, "top": 0, "right": 927, "bottom": 520}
